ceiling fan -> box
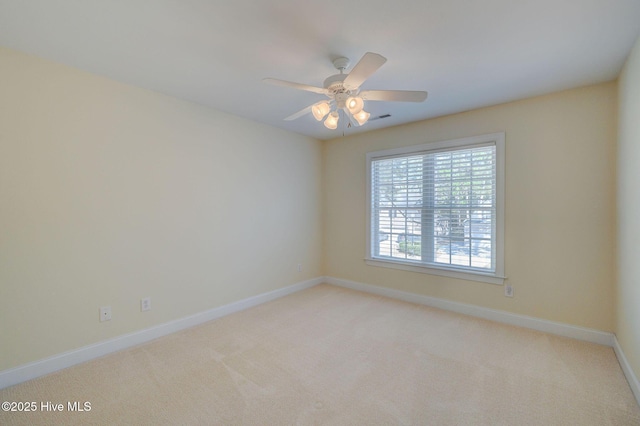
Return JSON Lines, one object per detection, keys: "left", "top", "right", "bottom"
{"left": 264, "top": 52, "right": 428, "bottom": 130}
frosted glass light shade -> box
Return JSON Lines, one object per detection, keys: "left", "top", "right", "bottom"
{"left": 353, "top": 110, "right": 370, "bottom": 125}
{"left": 324, "top": 111, "right": 339, "bottom": 129}
{"left": 345, "top": 96, "right": 364, "bottom": 114}
{"left": 311, "top": 102, "right": 331, "bottom": 121}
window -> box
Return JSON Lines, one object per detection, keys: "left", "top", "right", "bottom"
{"left": 366, "top": 133, "right": 505, "bottom": 284}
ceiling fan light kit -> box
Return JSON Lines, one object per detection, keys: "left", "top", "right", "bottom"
{"left": 353, "top": 109, "right": 370, "bottom": 126}
{"left": 264, "top": 52, "right": 428, "bottom": 132}
{"left": 346, "top": 96, "right": 364, "bottom": 114}
{"left": 312, "top": 101, "right": 331, "bottom": 121}
{"left": 324, "top": 111, "right": 339, "bottom": 129}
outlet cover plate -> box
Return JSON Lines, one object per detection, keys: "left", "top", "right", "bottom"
{"left": 504, "top": 285, "right": 514, "bottom": 298}
{"left": 100, "top": 306, "right": 112, "bottom": 322}
{"left": 141, "top": 297, "right": 151, "bottom": 312}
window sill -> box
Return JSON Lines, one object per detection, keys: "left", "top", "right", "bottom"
{"left": 365, "top": 258, "right": 506, "bottom": 285}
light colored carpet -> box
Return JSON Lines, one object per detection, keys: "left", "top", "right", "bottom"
{"left": 2, "top": 284, "right": 639, "bottom": 425}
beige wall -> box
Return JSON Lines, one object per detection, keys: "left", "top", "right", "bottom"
{"left": 324, "top": 82, "right": 617, "bottom": 331}
{"left": 0, "top": 42, "right": 626, "bottom": 376}
{"left": 0, "top": 47, "right": 323, "bottom": 371}
{"left": 617, "top": 35, "right": 640, "bottom": 381}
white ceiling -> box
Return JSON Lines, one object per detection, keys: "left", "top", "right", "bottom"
{"left": 1, "top": 1, "right": 639, "bottom": 140}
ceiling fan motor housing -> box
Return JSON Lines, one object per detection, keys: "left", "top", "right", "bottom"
{"left": 323, "top": 74, "right": 356, "bottom": 109}
{"left": 323, "top": 56, "right": 355, "bottom": 100}
{"left": 324, "top": 74, "right": 348, "bottom": 91}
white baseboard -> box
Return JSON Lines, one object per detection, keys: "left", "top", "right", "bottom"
{"left": 613, "top": 336, "right": 640, "bottom": 406}
{"left": 0, "top": 277, "right": 323, "bottom": 390}
{"left": 6, "top": 275, "right": 638, "bottom": 408}
{"left": 325, "top": 276, "right": 614, "bottom": 346}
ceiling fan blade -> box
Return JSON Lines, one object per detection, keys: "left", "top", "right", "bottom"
{"left": 360, "top": 90, "right": 428, "bottom": 102}
{"left": 263, "top": 78, "right": 327, "bottom": 95}
{"left": 343, "top": 52, "right": 387, "bottom": 90}
{"left": 284, "top": 104, "right": 314, "bottom": 121}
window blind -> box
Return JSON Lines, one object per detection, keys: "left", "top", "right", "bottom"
{"left": 371, "top": 144, "right": 497, "bottom": 272}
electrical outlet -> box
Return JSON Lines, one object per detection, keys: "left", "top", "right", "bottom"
{"left": 504, "top": 284, "right": 514, "bottom": 298}
{"left": 141, "top": 297, "right": 151, "bottom": 312}
{"left": 99, "top": 306, "right": 112, "bottom": 322}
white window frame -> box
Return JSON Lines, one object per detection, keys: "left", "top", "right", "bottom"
{"left": 365, "top": 132, "right": 505, "bottom": 285}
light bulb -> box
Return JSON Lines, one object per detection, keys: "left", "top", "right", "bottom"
{"left": 311, "top": 102, "right": 331, "bottom": 121}
{"left": 353, "top": 110, "right": 370, "bottom": 126}
{"left": 324, "top": 111, "right": 339, "bottom": 129}
{"left": 345, "top": 96, "right": 364, "bottom": 114}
